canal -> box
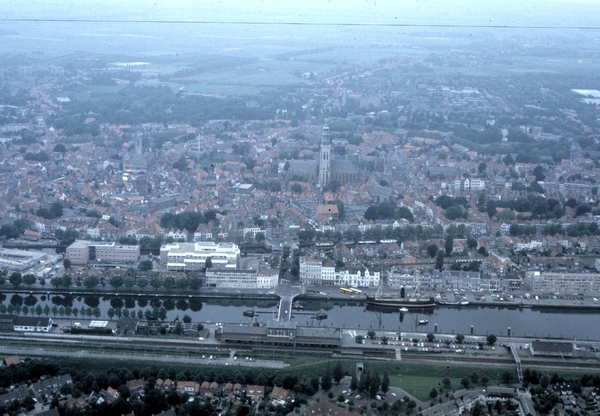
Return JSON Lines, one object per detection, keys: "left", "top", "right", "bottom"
{"left": 1, "top": 291, "right": 599, "bottom": 341}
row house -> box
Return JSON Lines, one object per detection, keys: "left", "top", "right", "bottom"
{"left": 126, "top": 378, "right": 146, "bottom": 394}
{"left": 222, "top": 383, "right": 242, "bottom": 397}
{"left": 30, "top": 375, "right": 73, "bottom": 400}
{"left": 388, "top": 270, "right": 431, "bottom": 290}
{"left": 177, "top": 381, "right": 200, "bottom": 395}
{"left": 336, "top": 267, "right": 380, "bottom": 287}
{"left": 155, "top": 378, "right": 173, "bottom": 391}
{"left": 200, "top": 381, "right": 220, "bottom": 398}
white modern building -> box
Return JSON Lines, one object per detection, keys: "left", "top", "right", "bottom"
{"left": 160, "top": 242, "right": 240, "bottom": 271}
{"left": 205, "top": 269, "right": 278, "bottom": 289}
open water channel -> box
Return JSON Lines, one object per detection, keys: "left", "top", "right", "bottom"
{"left": 1, "top": 291, "right": 599, "bottom": 341}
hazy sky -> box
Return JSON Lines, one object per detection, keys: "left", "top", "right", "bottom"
{"left": 2, "top": 0, "right": 599, "bottom": 26}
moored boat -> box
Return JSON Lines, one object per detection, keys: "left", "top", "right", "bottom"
{"left": 311, "top": 310, "right": 328, "bottom": 320}
{"left": 243, "top": 309, "right": 257, "bottom": 317}
{"left": 418, "top": 319, "right": 429, "bottom": 325}
{"left": 366, "top": 284, "right": 436, "bottom": 309}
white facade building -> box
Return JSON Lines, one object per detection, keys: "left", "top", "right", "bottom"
{"left": 205, "top": 269, "right": 278, "bottom": 289}
{"left": 299, "top": 256, "right": 380, "bottom": 287}
{"left": 160, "top": 242, "right": 240, "bottom": 271}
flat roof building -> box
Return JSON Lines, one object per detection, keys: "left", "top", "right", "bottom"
{"left": 66, "top": 240, "right": 140, "bottom": 265}
{"left": 160, "top": 242, "right": 240, "bottom": 271}
{"left": 205, "top": 268, "right": 278, "bottom": 289}
{"left": 527, "top": 271, "right": 600, "bottom": 295}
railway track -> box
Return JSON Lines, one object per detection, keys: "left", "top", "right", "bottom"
{"left": 1, "top": 332, "right": 598, "bottom": 371}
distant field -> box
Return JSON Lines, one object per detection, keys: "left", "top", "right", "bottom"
{"left": 53, "top": 85, "right": 125, "bottom": 101}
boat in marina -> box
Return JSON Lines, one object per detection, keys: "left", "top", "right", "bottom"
{"left": 418, "top": 319, "right": 429, "bottom": 325}
{"left": 399, "top": 307, "right": 409, "bottom": 313}
{"left": 366, "top": 284, "right": 436, "bottom": 309}
{"left": 311, "top": 310, "right": 328, "bottom": 320}
{"left": 243, "top": 309, "right": 257, "bottom": 317}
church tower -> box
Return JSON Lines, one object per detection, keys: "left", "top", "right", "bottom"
{"left": 318, "top": 125, "right": 331, "bottom": 188}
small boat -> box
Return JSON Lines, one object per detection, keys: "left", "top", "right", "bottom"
{"left": 311, "top": 311, "right": 328, "bottom": 320}
{"left": 399, "top": 307, "right": 409, "bottom": 313}
{"left": 243, "top": 309, "right": 257, "bottom": 317}
{"left": 418, "top": 319, "right": 429, "bottom": 325}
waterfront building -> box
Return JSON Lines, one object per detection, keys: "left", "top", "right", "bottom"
{"left": 527, "top": 271, "right": 600, "bottom": 295}
{"left": 299, "top": 256, "right": 379, "bottom": 287}
{"left": 205, "top": 268, "right": 278, "bottom": 289}
{"left": 160, "top": 242, "right": 240, "bottom": 271}
{"left": 66, "top": 240, "right": 140, "bottom": 266}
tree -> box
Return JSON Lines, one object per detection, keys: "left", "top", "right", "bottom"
{"left": 291, "top": 183, "right": 303, "bottom": 194}
{"left": 63, "top": 258, "right": 72, "bottom": 270}
{"left": 442, "top": 378, "right": 451, "bottom": 389}
{"left": 138, "top": 260, "right": 153, "bottom": 271}
{"left": 364, "top": 205, "right": 379, "bottom": 221}
{"left": 481, "top": 377, "right": 489, "bottom": 387}
{"left": 350, "top": 371, "right": 358, "bottom": 391}
{"left": 501, "top": 371, "right": 514, "bottom": 385}
{"left": 426, "top": 244, "right": 438, "bottom": 258}
{"left": 486, "top": 334, "right": 497, "bottom": 345}
{"left": 138, "top": 277, "right": 148, "bottom": 291}
{"left": 188, "top": 276, "right": 201, "bottom": 291}
{"left": 183, "top": 314, "right": 192, "bottom": 324}
{"left": 333, "top": 361, "right": 344, "bottom": 384}
{"left": 321, "top": 364, "right": 333, "bottom": 391}
{"left": 205, "top": 257, "right": 212, "bottom": 269}
{"left": 455, "top": 334, "right": 465, "bottom": 344}
{"left": 355, "top": 334, "right": 364, "bottom": 344}
{"left": 124, "top": 277, "right": 136, "bottom": 290}
{"left": 477, "top": 162, "right": 487, "bottom": 174}
{"left": 173, "top": 155, "right": 188, "bottom": 171}
{"left": 445, "top": 235, "right": 454, "bottom": 256}
{"left": 426, "top": 333, "right": 435, "bottom": 342}
{"left": 435, "top": 250, "right": 444, "bottom": 272}
{"left": 460, "top": 377, "right": 470, "bottom": 389}
{"left": 150, "top": 277, "right": 162, "bottom": 291}
{"left": 367, "top": 330, "right": 376, "bottom": 339}
{"left": 381, "top": 372, "right": 390, "bottom": 393}
{"left": 9, "top": 272, "right": 22, "bottom": 288}
{"left": 467, "top": 237, "right": 477, "bottom": 249}
{"left": 255, "top": 232, "right": 265, "bottom": 243}
{"left": 109, "top": 276, "right": 124, "bottom": 290}
{"left": 23, "top": 274, "right": 36, "bottom": 287}
{"left": 429, "top": 388, "right": 438, "bottom": 399}
{"left": 539, "top": 372, "right": 550, "bottom": 389}
{"left": 163, "top": 276, "right": 176, "bottom": 291}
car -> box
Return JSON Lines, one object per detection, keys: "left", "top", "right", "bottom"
{"left": 376, "top": 395, "right": 382, "bottom": 401}
{"left": 391, "top": 393, "right": 397, "bottom": 397}
{"left": 355, "top": 395, "right": 362, "bottom": 400}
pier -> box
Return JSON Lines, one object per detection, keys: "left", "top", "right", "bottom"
{"left": 274, "top": 284, "right": 302, "bottom": 322}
